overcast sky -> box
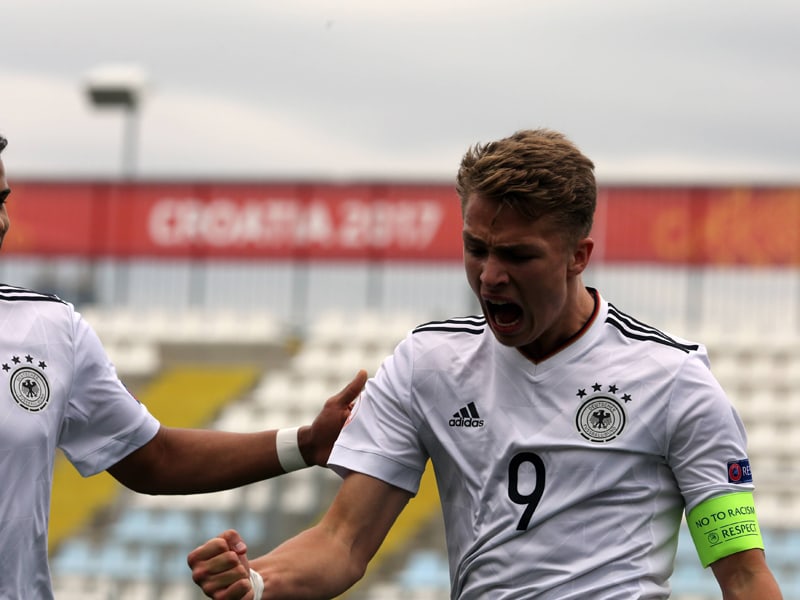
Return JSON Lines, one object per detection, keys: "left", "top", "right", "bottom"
{"left": 3, "top": 0, "right": 799, "bottom": 184}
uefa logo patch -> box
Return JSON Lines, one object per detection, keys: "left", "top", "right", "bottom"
{"left": 3, "top": 354, "right": 51, "bottom": 413}
{"left": 727, "top": 459, "right": 753, "bottom": 484}
{"left": 576, "top": 396, "right": 626, "bottom": 443}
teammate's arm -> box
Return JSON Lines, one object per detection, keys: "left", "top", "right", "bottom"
{"left": 711, "top": 549, "right": 783, "bottom": 599}
{"left": 107, "top": 370, "right": 367, "bottom": 494}
{"left": 188, "top": 471, "right": 412, "bottom": 599}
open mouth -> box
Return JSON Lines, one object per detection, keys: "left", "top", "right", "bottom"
{"left": 485, "top": 300, "right": 523, "bottom": 328}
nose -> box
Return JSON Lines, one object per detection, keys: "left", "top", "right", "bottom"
{"left": 480, "top": 253, "right": 508, "bottom": 287}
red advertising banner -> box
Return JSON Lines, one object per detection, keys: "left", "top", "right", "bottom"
{"left": 5, "top": 181, "right": 800, "bottom": 265}
{"left": 7, "top": 182, "right": 464, "bottom": 261}
{"left": 595, "top": 186, "right": 800, "bottom": 265}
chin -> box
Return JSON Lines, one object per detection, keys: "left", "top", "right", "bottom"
{"left": 486, "top": 321, "right": 525, "bottom": 346}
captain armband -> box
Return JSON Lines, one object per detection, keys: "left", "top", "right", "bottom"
{"left": 686, "top": 491, "right": 764, "bottom": 568}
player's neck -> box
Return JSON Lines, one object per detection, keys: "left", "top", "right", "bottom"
{"left": 519, "top": 287, "right": 597, "bottom": 363}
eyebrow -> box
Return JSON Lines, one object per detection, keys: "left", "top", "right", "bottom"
{"left": 463, "top": 231, "right": 534, "bottom": 248}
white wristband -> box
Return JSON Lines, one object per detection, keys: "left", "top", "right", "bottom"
{"left": 275, "top": 426, "right": 308, "bottom": 472}
{"left": 249, "top": 568, "right": 264, "bottom": 599}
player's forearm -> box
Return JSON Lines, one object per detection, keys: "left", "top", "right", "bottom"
{"left": 164, "top": 427, "right": 290, "bottom": 492}
{"left": 720, "top": 579, "right": 783, "bottom": 600}
{"left": 712, "top": 549, "right": 783, "bottom": 600}
{"left": 110, "top": 427, "right": 291, "bottom": 494}
{"left": 252, "top": 526, "right": 368, "bottom": 599}
{"left": 112, "top": 371, "right": 362, "bottom": 494}
{"left": 718, "top": 568, "right": 783, "bottom": 599}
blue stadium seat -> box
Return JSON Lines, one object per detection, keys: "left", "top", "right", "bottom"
{"left": 51, "top": 539, "right": 159, "bottom": 582}
{"left": 199, "top": 510, "right": 265, "bottom": 543}
{"left": 97, "top": 543, "right": 159, "bottom": 580}
{"left": 52, "top": 539, "right": 96, "bottom": 576}
{"left": 397, "top": 549, "right": 450, "bottom": 590}
{"left": 110, "top": 508, "right": 194, "bottom": 546}
{"left": 763, "top": 528, "right": 800, "bottom": 596}
{"left": 156, "top": 549, "right": 196, "bottom": 581}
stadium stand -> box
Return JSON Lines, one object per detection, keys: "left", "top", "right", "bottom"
{"left": 49, "top": 309, "right": 800, "bottom": 599}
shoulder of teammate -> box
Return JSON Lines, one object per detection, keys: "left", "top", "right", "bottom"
{"left": 13, "top": 293, "right": 119, "bottom": 369}
{"left": 0, "top": 282, "right": 77, "bottom": 337}
{"left": 0, "top": 283, "right": 66, "bottom": 306}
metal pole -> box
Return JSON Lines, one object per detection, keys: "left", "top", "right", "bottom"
{"left": 113, "top": 103, "right": 140, "bottom": 304}
{"left": 121, "top": 104, "right": 140, "bottom": 180}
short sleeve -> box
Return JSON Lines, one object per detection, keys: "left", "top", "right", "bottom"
{"left": 58, "top": 311, "right": 160, "bottom": 476}
{"left": 666, "top": 353, "right": 753, "bottom": 513}
{"left": 329, "top": 335, "right": 428, "bottom": 495}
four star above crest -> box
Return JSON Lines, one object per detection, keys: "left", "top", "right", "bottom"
{"left": 3, "top": 355, "right": 47, "bottom": 372}
{"left": 576, "top": 383, "right": 633, "bottom": 404}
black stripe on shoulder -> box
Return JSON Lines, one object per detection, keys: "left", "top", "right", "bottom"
{"left": 606, "top": 304, "right": 698, "bottom": 353}
{"left": 413, "top": 316, "right": 486, "bottom": 335}
{"left": 0, "top": 284, "right": 66, "bottom": 304}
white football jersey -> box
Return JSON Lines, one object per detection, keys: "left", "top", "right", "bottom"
{"left": 329, "top": 289, "right": 753, "bottom": 599}
{"left": 0, "top": 284, "right": 160, "bottom": 599}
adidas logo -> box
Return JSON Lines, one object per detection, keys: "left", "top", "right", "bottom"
{"left": 449, "top": 402, "right": 485, "bottom": 428}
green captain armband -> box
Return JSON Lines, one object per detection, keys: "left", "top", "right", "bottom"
{"left": 686, "top": 492, "right": 764, "bottom": 568}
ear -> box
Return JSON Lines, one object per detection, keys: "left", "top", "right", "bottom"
{"left": 568, "top": 237, "right": 594, "bottom": 275}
